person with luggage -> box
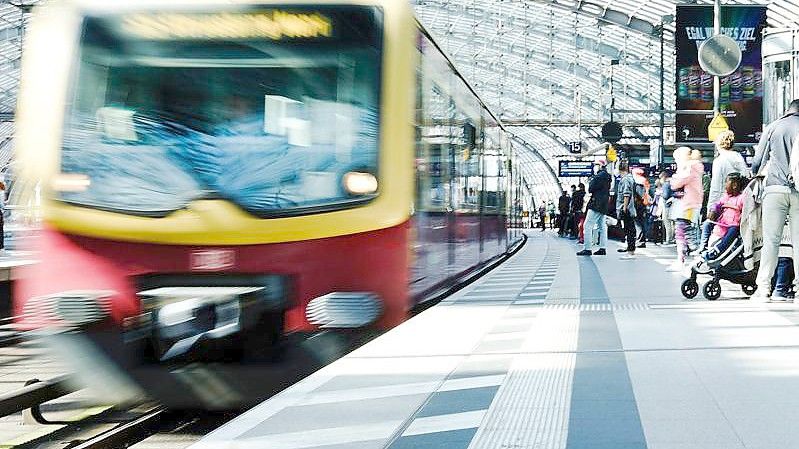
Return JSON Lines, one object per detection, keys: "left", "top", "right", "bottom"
{"left": 750, "top": 99, "right": 799, "bottom": 302}
{"left": 773, "top": 220, "right": 794, "bottom": 300}
{"left": 570, "top": 184, "right": 585, "bottom": 239}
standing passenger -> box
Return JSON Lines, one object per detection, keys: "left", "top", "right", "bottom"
{"left": 539, "top": 204, "right": 547, "bottom": 231}
{"left": 750, "top": 99, "right": 799, "bottom": 302}
{"left": 558, "top": 191, "right": 570, "bottom": 237}
{"left": 577, "top": 159, "right": 611, "bottom": 256}
{"left": 616, "top": 161, "right": 637, "bottom": 259}
{"left": 632, "top": 168, "right": 651, "bottom": 248}
{"left": 573, "top": 183, "right": 586, "bottom": 242}
{"left": 659, "top": 171, "right": 676, "bottom": 246}
{"left": 699, "top": 130, "right": 748, "bottom": 252}
{"left": 668, "top": 147, "right": 704, "bottom": 271}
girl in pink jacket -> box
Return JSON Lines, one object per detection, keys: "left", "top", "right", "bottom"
{"left": 669, "top": 147, "right": 704, "bottom": 269}
{"left": 704, "top": 173, "right": 746, "bottom": 260}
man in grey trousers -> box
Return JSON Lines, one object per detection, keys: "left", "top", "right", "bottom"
{"left": 751, "top": 99, "right": 799, "bottom": 302}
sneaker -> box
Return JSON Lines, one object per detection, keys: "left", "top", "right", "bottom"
{"left": 750, "top": 289, "right": 770, "bottom": 303}
{"left": 620, "top": 253, "right": 636, "bottom": 260}
{"left": 617, "top": 248, "right": 629, "bottom": 253}
{"left": 576, "top": 250, "right": 592, "bottom": 256}
{"left": 637, "top": 242, "right": 647, "bottom": 248}
{"left": 593, "top": 249, "right": 607, "bottom": 256}
{"left": 772, "top": 290, "right": 790, "bottom": 301}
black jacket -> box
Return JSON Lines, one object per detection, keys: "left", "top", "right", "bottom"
{"left": 558, "top": 194, "right": 570, "bottom": 214}
{"left": 571, "top": 190, "right": 585, "bottom": 214}
{"left": 587, "top": 169, "right": 611, "bottom": 215}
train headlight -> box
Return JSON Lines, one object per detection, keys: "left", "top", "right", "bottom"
{"left": 157, "top": 298, "right": 203, "bottom": 328}
{"left": 51, "top": 174, "right": 91, "bottom": 192}
{"left": 343, "top": 171, "right": 378, "bottom": 195}
{"left": 138, "top": 287, "right": 263, "bottom": 361}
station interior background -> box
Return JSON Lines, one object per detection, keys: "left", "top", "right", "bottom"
{"left": 0, "top": 0, "right": 797, "bottom": 205}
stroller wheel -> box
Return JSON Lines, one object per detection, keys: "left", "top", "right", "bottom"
{"left": 681, "top": 279, "right": 699, "bottom": 299}
{"left": 703, "top": 280, "right": 722, "bottom": 301}
{"left": 742, "top": 284, "right": 757, "bottom": 296}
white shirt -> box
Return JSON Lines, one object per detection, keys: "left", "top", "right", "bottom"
{"left": 708, "top": 149, "right": 748, "bottom": 211}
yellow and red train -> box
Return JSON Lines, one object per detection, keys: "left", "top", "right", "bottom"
{"left": 12, "top": 0, "right": 525, "bottom": 408}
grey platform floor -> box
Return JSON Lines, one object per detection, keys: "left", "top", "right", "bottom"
{"left": 192, "top": 232, "right": 799, "bottom": 449}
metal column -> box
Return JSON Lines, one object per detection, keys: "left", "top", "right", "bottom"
{"left": 713, "top": 0, "right": 722, "bottom": 114}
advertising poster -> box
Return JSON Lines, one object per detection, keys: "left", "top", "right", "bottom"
{"left": 675, "top": 5, "right": 767, "bottom": 144}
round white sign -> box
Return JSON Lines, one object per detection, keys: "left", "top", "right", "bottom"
{"left": 698, "top": 35, "right": 742, "bottom": 77}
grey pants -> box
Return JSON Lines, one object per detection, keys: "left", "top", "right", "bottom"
{"left": 756, "top": 191, "right": 799, "bottom": 291}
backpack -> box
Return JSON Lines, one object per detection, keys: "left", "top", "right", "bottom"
{"left": 634, "top": 181, "right": 652, "bottom": 207}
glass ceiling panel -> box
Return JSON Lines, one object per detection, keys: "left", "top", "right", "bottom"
{"left": 415, "top": 0, "right": 797, "bottom": 200}
{"left": 0, "top": 1, "right": 795, "bottom": 200}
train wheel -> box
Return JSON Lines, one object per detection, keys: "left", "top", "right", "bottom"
{"left": 681, "top": 279, "right": 699, "bottom": 299}
{"left": 742, "top": 284, "right": 757, "bottom": 296}
{"left": 703, "top": 280, "right": 722, "bottom": 301}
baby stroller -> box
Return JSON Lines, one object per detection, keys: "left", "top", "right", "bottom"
{"left": 681, "top": 175, "right": 764, "bottom": 301}
{"left": 680, "top": 232, "right": 758, "bottom": 301}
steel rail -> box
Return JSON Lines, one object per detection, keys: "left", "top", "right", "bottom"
{"left": 0, "top": 374, "right": 72, "bottom": 418}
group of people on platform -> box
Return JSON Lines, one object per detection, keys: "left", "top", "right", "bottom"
{"left": 535, "top": 99, "right": 799, "bottom": 301}
{"left": 537, "top": 183, "right": 587, "bottom": 240}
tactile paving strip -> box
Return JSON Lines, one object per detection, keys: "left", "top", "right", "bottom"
{"left": 388, "top": 235, "right": 565, "bottom": 449}
{"left": 544, "top": 303, "right": 650, "bottom": 311}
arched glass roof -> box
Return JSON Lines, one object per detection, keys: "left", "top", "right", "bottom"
{"left": 0, "top": 1, "right": 796, "bottom": 200}
{"left": 0, "top": 1, "right": 34, "bottom": 168}
{"left": 415, "top": 0, "right": 799, "bottom": 200}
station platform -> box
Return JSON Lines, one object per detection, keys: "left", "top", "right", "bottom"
{"left": 192, "top": 232, "right": 799, "bottom": 449}
{"left": 0, "top": 251, "right": 36, "bottom": 282}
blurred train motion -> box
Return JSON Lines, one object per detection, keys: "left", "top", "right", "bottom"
{"left": 11, "top": 0, "right": 525, "bottom": 408}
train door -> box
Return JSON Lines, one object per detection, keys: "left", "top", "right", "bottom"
{"left": 410, "top": 32, "right": 454, "bottom": 297}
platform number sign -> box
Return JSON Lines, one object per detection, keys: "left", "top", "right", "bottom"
{"left": 568, "top": 141, "right": 582, "bottom": 154}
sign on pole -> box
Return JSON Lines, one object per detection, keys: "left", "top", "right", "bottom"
{"left": 568, "top": 141, "right": 583, "bottom": 154}
{"left": 606, "top": 145, "right": 618, "bottom": 163}
{"left": 699, "top": 34, "right": 743, "bottom": 77}
{"left": 708, "top": 114, "right": 730, "bottom": 141}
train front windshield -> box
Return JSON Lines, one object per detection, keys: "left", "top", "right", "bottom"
{"left": 58, "top": 7, "right": 382, "bottom": 217}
